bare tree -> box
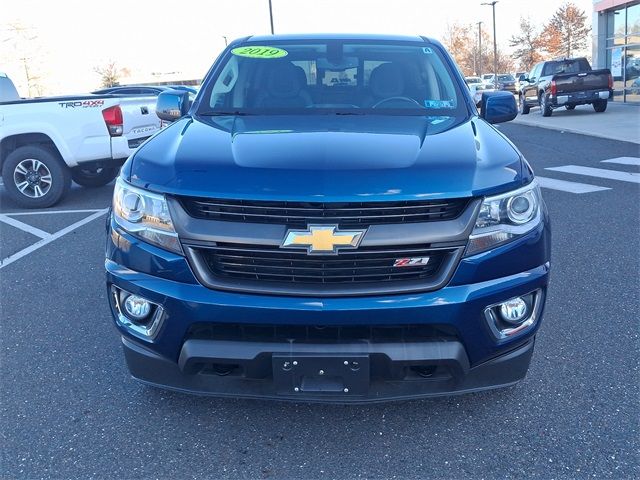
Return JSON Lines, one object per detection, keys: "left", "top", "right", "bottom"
{"left": 442, "top": 24, "right": 513, "bottom": 76}
{"left": 541, "top": 2, "right": 591, "bottom": 58}
{"left": 510, "top": 17, "right": 544, "bottom": 71}
{"left": 2, "top": 22, "right": 45, "bottom": 96}
{"left": 94, "top": 61, "right": 121, "bottom": 88}
{"left": 442, "top": 22, "right": 473, "bottom": 70}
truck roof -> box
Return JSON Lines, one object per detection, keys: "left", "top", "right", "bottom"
{"left": 245, "top": 33, "right": 432, "bottom": 43}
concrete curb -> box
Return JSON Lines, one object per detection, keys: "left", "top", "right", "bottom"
{"left": 512, "top": 116, "right": 640, "bottom": 145}
{"left": 510, "top": 102, "right": 640, "bottom": 145}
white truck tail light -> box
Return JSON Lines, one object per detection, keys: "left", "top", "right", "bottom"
{"left": 102, "top": 105, "right": 124, "bottom": 136}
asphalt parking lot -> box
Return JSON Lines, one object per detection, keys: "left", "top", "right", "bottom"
{"left": 1, "top": 124, "right": 639, "bottom": 479}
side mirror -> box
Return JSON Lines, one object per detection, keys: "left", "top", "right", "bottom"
{"left": 156, "top": 90, "right": 190, "bottom": 122}
{"left": 519, "top": 75, "right": 527, "bottom": 82}
{"left": 480, "top": 91, "right": 518, "bottom": 124}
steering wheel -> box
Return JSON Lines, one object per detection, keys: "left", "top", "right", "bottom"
{"left": 372, "top": 96, "right": 422, "bottom": 108}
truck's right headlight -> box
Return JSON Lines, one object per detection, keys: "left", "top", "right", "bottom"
{"left": 466, "top": 180, "right": 542, "bottom": 256}
{"left": 112, "top": 177, "right": 182, "bottom": 254}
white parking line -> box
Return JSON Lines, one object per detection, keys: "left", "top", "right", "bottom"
{"left": 536, "top": 176, "right": 611, "bottom": 194}
{"left": 0, "top": 214, "right": 51, "bottom": 239}
{"left": 0, "top": 209, "right": 108, "bottom": 269}
{"left": 5, "top": 208, "right": 104, "bottom": 216}
{"left": 601, "top": 157, "right": 640, "bottom": 167}
{"left": 545, "top": 165, "right": 640, "bottom": 184}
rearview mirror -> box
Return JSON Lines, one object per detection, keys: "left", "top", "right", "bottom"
{"left": 480, "top": 91, "right": 518, "bottom": 124}
{"left": 156, "top": 90, "right": 191, "bottom": 122}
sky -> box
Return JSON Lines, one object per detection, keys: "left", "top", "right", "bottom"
{"left": 0, "top": 0, "right": 595, "bottom": 96}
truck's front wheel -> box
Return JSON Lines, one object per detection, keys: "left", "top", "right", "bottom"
{"left": 1, "top": 146, "right": 71, "bottom": 208}
{"left": 519, "top": 95, "right": 530, "bottom": 115}
{"left": 593, "top": 100, "right": 607, "bottom": 113}
{"left": 540, "top": 94, "right": 552, "bottom": 117}
{"left": 71, "top": 166, "right": 119, "bottom": 188}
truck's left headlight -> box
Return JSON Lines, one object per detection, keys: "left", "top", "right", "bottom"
{"left": 466, "top": 180, "right": 542, "bottom": 256}
{"left": 112, "top": 177, "right": 182, "bottom": 254}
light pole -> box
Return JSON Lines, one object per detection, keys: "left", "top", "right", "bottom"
{"left": 268, "top": 0, "right": 275, "bottom": 34}
{"left": 481, "top": 1, "right": 498, "bottom": 89}
{"left": 477, "top": 21, "right": 483, "bottom": 77}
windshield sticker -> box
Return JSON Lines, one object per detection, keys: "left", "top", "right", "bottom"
{"left": 422, "top": 47, "right": 434, "bottom": 54}
{"left": 231, "top": 46, "right": 288, "bottom": 59}
{"left": 424, "top": 100, "right": 455, "bottom": 109}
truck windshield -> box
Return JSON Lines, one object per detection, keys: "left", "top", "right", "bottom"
{"left": 199, "top": 41, "right": 466, "bottom": 116}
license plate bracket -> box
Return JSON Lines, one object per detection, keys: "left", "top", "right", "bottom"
{"left": 272, "top": 354, "right": 370, "bottom": 396}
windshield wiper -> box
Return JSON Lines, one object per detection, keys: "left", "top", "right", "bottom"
{"left": 198, "top": 110, "right": 253, "bottom": 116}
{"left": 333, "top": 111, "right": 365, "bottom": 115}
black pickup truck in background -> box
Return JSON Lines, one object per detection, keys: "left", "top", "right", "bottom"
{"left": 519, "top": 58, "right": 613, "bottom": 117}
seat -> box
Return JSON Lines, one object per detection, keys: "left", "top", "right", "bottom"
{"left": 254, "top": 62, "right": 313, "bottom": 108}
{"left": 365, "top": 63, "right": 406, "bottom": 107}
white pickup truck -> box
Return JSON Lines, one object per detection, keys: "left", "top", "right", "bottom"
{"left": 0, "top": 73, "right": 161, "bottom": 208}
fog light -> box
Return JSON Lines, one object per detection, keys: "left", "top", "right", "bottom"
{"left": 499, "top": 297, "right": 528, "bottom": 324}
{"left": 484, "top": 290, "right": 543, "bottom": 341}
{"left": 111, "top": 286, "right": 164, "bottom": 341}
{"left": 123, "top": 294, "right": 151, "bottom": 321}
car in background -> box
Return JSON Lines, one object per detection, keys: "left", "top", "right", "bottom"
{"left": 465, "top": 76, "right": 483, "bottom": 86}
{"left": 481, "top": 73, "right": 496, "bottom": 88}
{"left": 93, "top": 85, "right": 198, "bottom": 96}
{"left": 519, "top": 57, "right": 613, "bottom": 117}
{"left": 465, "top": 76, "right": 493, "bottom": 107}
{"left": 482, "top": 74, "right": 516, "bottom": 93}
{"left": 0, "top": 72, "right": 21, "bottom": 102}
{"left": 495, "top": 74, "right": 517, "bottom": 93}
{"left": 514, "top": 72, "right": 527, "bottom": 94}
{"left": 1, "top": 74, "right": 161, "bottom": 207}
{"left": 519, "top": 57, "right": 612, "bottom": 116}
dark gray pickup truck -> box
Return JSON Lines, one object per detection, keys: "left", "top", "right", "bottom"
{"left": 519, "top": 58, "right": 612, "bottom": 116}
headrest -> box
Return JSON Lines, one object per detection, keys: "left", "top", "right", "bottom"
{"left": 369, "top": 63, "right": 405, "bottom": 98}
{"left": 266, "top": 62, "right": 303, "bottom": 98}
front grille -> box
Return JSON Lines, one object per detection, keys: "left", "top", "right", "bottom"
{"left": 178, "top": 197, "right": 469, "bottom": 228}
{"left": 195, "top": 243, "right": 455, "bottom": 285}
{"left": 186, "top": 323, "right": 458, "bottom": 344}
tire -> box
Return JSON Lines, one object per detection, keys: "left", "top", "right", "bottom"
{"left": 1, "top": 145, "right": 71, "bottom": 208}
{"left": 519, "top": 95, "right": 530, "bottom": 115}
{"left": 565, "top": 105, "right": 576, "bottom": 110}
{"left": 71, "top": 166, "right": 119, "bottom": 187}
{"left": 540, "top": 93, "right": 552, "bottom": 117}
{"left": 593, "top": 100, "right": 607, "bottom": 113}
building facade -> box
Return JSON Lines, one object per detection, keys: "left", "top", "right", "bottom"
{"left": 593, "top": 0, "right": 640, "bottom": 103}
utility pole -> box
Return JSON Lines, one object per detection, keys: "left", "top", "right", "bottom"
{"left": 477, "top": 21, "right": 483, "bottom": 77}
{"left": 481, "top": 1, "right": 498, "bottom": 88}
{"left": 268, "top": 0, "right": 275, "bottom": 34}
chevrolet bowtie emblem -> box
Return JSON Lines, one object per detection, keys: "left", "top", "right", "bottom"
{"left": 281, "top": 225, "right": 366, "bottom": 254}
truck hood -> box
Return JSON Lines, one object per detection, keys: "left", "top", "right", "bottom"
{"left": 128, "top": 115, "right": 526, "bottom": 201}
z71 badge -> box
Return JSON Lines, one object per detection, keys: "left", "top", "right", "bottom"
{"left": 393, "top": 257, "right": 430, "bottom": 267}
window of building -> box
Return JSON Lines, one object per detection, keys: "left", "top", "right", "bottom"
{"left": 604, "top": 2, "right": 640, "bottom": 103}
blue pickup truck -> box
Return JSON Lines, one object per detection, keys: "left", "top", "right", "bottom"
{"left": 106, "top": 34, "right": 550, "bottom": 402}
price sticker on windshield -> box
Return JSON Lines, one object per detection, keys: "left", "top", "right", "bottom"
{"left": 231, "top": 46, "right": 288, "bottom": 59}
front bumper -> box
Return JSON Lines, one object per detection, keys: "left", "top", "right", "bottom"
{"left": 122, "top": 335, "right": 535, "bottom": 403}
{"left": 106, "top": 219, "right": 550, "bottom": 402}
